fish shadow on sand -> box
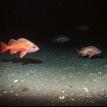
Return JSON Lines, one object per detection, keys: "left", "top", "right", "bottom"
{"left": 78, "top": 55, "right": 104, "bottom": 59}
{"left": 1, "top": 57, "right": 43, "bottom": 65}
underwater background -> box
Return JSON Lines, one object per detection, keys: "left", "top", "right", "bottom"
{"left": 0, "top": 0, "right": 107, "bottom": 106}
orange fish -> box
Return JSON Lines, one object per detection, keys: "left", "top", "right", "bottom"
{"left": 0, "top": 38, "right": 40, "bottom": 58}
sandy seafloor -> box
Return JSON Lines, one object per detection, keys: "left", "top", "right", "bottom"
{"left": 0, "top": 43, "right": 107, "bottom": 106}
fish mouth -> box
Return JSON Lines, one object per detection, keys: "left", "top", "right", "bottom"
{"left": 99, "top": 50, "right": 102, "bottom": 53}
{"left": 34, "top": 47, "right": 39, "bottom": 52}
{"left": 97, "top": 50, "right": 102, "bottom": 54}
{"left": 36, "top": 47, "right": 40, "bottom": 51}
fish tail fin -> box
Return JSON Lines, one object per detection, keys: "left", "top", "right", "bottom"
{"left": 0, "top": 42, "right": 9, "bottom": 53}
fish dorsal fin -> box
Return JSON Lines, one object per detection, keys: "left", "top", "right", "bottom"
{"left": 8, "top": 39, "right": 16, "bottom": 45}
{"left": 17, "top": 38, "right": 34, "bottom": 46}
{"left": 17, "top": 38, "right": 28, "bottom": 42}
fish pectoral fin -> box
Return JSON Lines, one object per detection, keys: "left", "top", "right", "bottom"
{"left": 10, "top": 50, "right": 18, "bottom": 54}
{"left": 8, "top": 39, "right": 16, "bottom": 45}
{"left": 87, "top": 51, "right": 94, "bottom": 54}
{"left": 20, "top": 51, "right": 27, "bottom": 58}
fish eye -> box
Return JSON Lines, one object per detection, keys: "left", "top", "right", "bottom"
{"left": 33, "top": 46, "right": 36, "bottom": 48}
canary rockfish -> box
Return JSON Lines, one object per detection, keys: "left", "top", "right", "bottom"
{"left": 76, "top": 46, "right": 102, "bottom": 58}
{"left": 0, "top": 38, "right": 40, "bottom": 58}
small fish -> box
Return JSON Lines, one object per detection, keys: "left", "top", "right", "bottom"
{"left": 53, "top": 35, "right": 70, "bottom": 43}
{"left": 75, "top": 25, "right": 90, "bottom": 31}
{"left": 76, "top": 46, "right": 102, "bottom": 58}
{"left": 0, "top": 38, "right": 40, "bottom": 58}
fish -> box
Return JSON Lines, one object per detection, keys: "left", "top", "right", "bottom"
{"left": 76, "top": 46, "right": 102, "bottom": 58}
{"left": 75, "top": 25, "right": 90, "bottom": 31}
{"left": 0, "top": 38, "right": 40, "bottom": 58}
{"left": 53, "top": 35, "right": 70, "bottom": 43}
